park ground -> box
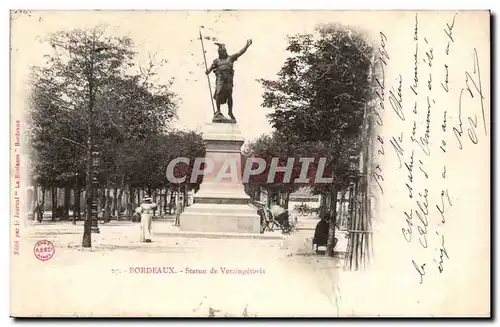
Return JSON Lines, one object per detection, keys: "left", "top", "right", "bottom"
{"left": 12, "top": 213, "right": 349, "bottom": 317}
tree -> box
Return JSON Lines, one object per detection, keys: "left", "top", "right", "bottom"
{"left": 244, "top": 133, "right": 305, "bottom": 207}
{"left": 259, "top": 24, "right": 374, "bottom": 256}
{"left": 27, "top": 26, "right": 178, "bottom": 246}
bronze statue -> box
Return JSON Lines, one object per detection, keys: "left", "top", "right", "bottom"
{"left": 205, "top": 39, "right": 252, "bottom": 122}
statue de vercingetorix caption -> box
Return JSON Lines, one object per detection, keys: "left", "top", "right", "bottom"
{"left": 205, "top": 39, "right": 252, "bottom": 122}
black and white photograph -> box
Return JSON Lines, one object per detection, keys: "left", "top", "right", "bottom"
{"left": 9, "top": 10, "right": 490, "bottom": 317}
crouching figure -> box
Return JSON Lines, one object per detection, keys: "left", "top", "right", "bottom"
{"left": 313, "top": 216, "right": 338, "bottom": 255}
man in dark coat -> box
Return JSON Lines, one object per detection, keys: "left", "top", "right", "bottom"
{"left": 313, "top": 216, "right": 338, "bottom": 254}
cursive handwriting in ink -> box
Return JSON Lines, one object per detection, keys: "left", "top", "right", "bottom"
{"left": 441, "top": 64, "right": 449, "bottom": 92}
{"left": 423, "top": 38, "right": 434, "bottom": 69}
{"left": 406, "top": 183, "right": 413, "bottom": 199}
{"left": 373, "top": 165, "right": 384, "bottom": 195}
{"left": 403, "top": 210, "right": 414, "bottom": 242}
{"left": 377, "top": 135, "right": 384, "bottom": 155}
{"left": 410, "top": 121, "right": 417, "bottom": 142}
{"left": 464, "top": 49, "right": 487, "bottom": 136}
{"left": 442, "top": 111, "right": 447, "bottom": 132}
{"left": 455, "top": 83, "right": 481, "bottom": 149}
{"left": 371, "top": 32, "right": 389, "bottom": 200}
{"left": 453, "top": 89, "right": 464, "bottom": 149}
{"left": 404, "top": 150, "right": 414, "bottom": 183}
{"left": 404, "top": 150, "right": 414, "bottom": 199}
{"left": 379, "top": 32, "right": 390, "bottom": 65}
{"left": 444, "top": 12, "right": 457, "bottom": 55}
{"left": 414, "top": 136, "right": 430, "bottom": 156}
{"left": 413, "top": 98, "right": 431, "bottom": 157}
{"left": 373, "top": 31, "right": 390, "bottom": 124}
{"left": 415, "top": 189, "right": 429, "bottom": 249}
{"left": 467, "top": 114, "right": 479, "bottom": 144}
{"left": 433, "top": 234, "right": 449, "bottom": 273}
{"left": 374, "top": 59, "right": 386, "bottom": 127}
{"left": 424, "top": 97, "right": 432, "bottom": 140}
{"left": 390, "top": 134, "right": 404, "bottom": 169}
{"left": 413, "top": 14, "right": 419, "bottom": 42}
{"left": 389, "top": 75, "right": 405, "bottom": 121}
{"left": 442, "top": 165, "right": 447, "bottom": 179}
{"left": 436, "top": 189, "right": 452, "bottom": 224}
{"left": 412, "top": 260, "right": 426, "bottom": 284}
{"left": 410, "top": 14, "right": 419, "bottom": 96}
{"left": 440, "top": 140, "right": 446, "bottom": 153}
{"left": 418, "top": 160, "right": 428, "bottom": 179}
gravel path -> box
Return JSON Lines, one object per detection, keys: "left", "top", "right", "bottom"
{"left": 12, "top": 220, "right": 342, "bottom": 317}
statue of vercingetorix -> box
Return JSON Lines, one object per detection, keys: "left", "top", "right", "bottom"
{"left": 205, "top": 39, "right": 252, "bottom": 122}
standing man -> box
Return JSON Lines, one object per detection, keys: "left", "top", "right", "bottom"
{"left": 135, "top": 196, "right": 157, "bottom": 243}
{"left": 34, "top": 200, "right": 43, "bottom": 223}
{"left": 205, "top": 39, "right": 252, "bottom": 121}
{"left": 174, "top": 192, "right": 184, "bottom": 227}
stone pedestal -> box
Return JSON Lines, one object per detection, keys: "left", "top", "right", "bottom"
{"left": 179, "top": 122, "right": 260, "bottom": 233}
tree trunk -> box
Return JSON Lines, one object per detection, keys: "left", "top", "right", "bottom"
{"left": 117, "top": 178, "right": 125, "bottom": 220}
{"left": 99, "top": 186, "right": 105, "bottom": 220}
{"left": 152, "top": 190, "right": 157, "bottom": 217}
{"left": 41, "top": 186, "right": 46, "bottom": 211}
{"left": 158, "top": 188, "right": 163, "bottom": 216}
{"left": 112, "top": 187, "right": 118, "bottom": 218}
{"left": 51, "top": 186, "right": 57, "bottom": 221}
{"left": 183, "top": 187, "right": 188, "bottom": 209}
{"left": 33, "top": 185, "right": 38, "bottom": 214}
{"left": 129, "top": 188, "right": 135, "bottom": 220}
{"left": 163, "top": 189, "right": 169, "bottom": 215}
{"left": 326, "top": 185, "right": 338, "bottom": 257}
{"left": 168, "top": 190, "right": 174, "bottom": 215}
{"left": 337, "top": 190, "right": 346, "bottom": 228}
{"left": 319, "top": 193, "right": 327, "bottom": 218}
{"left": 63, "top": 187, "right": 70, "bottom": 220}
{"left": 31, "top": 186, "right": 39, "bottom": 220}
{"left": 266, "top": 189, "right": 272, "bottom": 208}
{"left": 74, "top": 184, "right": 80, "bottom": 224}
{"left": 104, "top": 184, "right": 111, "bottom": 223}
{"left": 285, "top": 191, "right": 290, "bottom": 209}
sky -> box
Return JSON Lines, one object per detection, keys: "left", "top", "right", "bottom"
{"left": 11, "top": 10, "right": 382, "bottom": 142}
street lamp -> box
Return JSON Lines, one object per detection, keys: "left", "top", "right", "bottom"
{"left": 91, "top": 151, "right": 100, "bottom": 233}
{"left": 73, "top": 172, "right": 79, "bottom": 225}
{"left": 81, "top": 43, "right": 108, "bottom": 248}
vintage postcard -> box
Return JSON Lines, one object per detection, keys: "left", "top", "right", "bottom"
{"left": 10, "top": 10, "right": 490, "bottom": 317}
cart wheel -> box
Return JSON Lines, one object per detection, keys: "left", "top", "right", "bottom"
{"left": 281, "top": 224, "right": 292, "bottom": 234}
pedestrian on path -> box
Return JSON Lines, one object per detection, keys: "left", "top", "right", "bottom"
{"left": 135, "top": 196, "right": 157, "bottom": 243}
{"left": 34, "top": 201, "right": 43, "bottom": 223}
{"left": 174, "top": 193, "right": 184, "bottom": 227}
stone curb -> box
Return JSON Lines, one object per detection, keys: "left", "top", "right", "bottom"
{"left": 154, "top": 231, "right": 284, "bottom": 240}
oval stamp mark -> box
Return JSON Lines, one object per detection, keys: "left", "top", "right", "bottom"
{"left": 33, "top": 239, "right": 55, "bottom": 261}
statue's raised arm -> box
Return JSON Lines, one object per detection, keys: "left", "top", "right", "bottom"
{"left": 230, "top": 39, "right": 252, "bottom": 61}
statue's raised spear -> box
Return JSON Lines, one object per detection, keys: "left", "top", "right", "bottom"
{"left": 199, "top": 29, "right": 216, "bottom": 115}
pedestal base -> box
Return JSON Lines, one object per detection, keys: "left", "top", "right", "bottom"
{"left": 179, "top": 121, "right": 260, "bottom": 234}
{"left": 180, "top": 204, "right": 260, "bottom": 233}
